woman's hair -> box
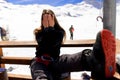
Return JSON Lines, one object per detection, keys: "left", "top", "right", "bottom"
{"left": 34, "top": 9, "right": 66, "bottom": 43}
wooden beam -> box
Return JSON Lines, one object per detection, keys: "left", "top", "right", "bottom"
{"left": 0, "top": 48, "right": 5, "bottom": 68}
{"left": 8, "top": 73, "right": 32, "bottom": 80}
{"left": 0, "top": 39, "right": 120, "bottom": 53}
{"left": 0, "top": 40, "right": 95, "bottom": 47}
{"left": 7, "top": 72, "right": 120, "bottom": 80}
{"left": 0, "top": 57, "right": 32, "bottom": 65}
{"left": 0, "top": 41, "right": 37, "bottom": 47}
{"left": 116, "top": 39, "right": 120, "bottom": 53}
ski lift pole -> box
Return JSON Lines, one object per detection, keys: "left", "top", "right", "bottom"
{"left": 103, "top": 0, "right": 116, "bottom": 36}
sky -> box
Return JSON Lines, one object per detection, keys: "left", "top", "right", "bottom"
{"left": 6, "top": 0, "right": 102, "bottom": 6}
{"left": 6, "top": 0, "right": 83, "bottom": 6}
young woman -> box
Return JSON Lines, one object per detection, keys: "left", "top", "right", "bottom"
{"left": 30, "top": 9, "right": 118, "bottom": 80}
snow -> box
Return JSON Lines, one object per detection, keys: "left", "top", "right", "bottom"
{"left": 0, "top": 0, "right": 120, "bottom": 79}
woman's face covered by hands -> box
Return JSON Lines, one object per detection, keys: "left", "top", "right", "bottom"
{"left": 42, "top": 10, "right": 55, "bottom": 28}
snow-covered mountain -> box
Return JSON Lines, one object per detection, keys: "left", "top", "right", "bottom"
{"left": 0, "top": 0, "right": 120, "bottom": 40}
{"left": 0, "top": 0, "right": 100, "bottom": 17}
{"left": 0, "top": 0, "right": 119, "bottom": 17}
{"left": 83, "top": 0, "right": 102, "bottom": 9}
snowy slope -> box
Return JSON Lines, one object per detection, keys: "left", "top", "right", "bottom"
{"left": 0, "top": 0, "right": 106, "bottom": 40}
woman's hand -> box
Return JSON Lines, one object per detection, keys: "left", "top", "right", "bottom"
{"left": 42, "top": 14, "right": 55, "bottom": 28}
{"left": 48, "top": 14, "right": 55, "bottom": 27}
{"left": 42, "top": 14, "right": 49, "bottom": 28}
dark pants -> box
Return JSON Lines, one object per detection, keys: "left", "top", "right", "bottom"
{"left": 30, "top": 49, "right": 92, "bottom": 80}
{"left": 70, "top": 33, "right": 73, "bottom": 40}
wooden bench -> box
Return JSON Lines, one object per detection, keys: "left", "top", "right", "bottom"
{"left": 0, "top": 39, "right": 120, "bottom": 80}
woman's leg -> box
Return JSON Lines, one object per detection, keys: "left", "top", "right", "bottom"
{"left": 50, "top": 49, "right": 93, "bottom": 73}
{"left": 30, "top": 59, "right": 53, "bottom": 80}
{"left": 51, "top": 29, "right": 116, "bottom": 79}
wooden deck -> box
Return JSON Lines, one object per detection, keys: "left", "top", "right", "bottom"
{"left": 0, "top": 39, "right": 120, "bottom": 80}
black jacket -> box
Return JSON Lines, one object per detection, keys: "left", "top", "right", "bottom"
{"left": 35, "top": 27, "right": 64, "bottom": 60}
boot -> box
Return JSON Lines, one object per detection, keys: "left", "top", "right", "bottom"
{"left": 91, "top": 29, "right": 116, "bottom": 79}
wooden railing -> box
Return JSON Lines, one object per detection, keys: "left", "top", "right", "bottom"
{"left": 0, "top": 39, "right": 120, "bottom": 80}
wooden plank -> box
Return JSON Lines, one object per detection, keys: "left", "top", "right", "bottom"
{"left": 0, "top": 39, "right": 95, "bottom": 47}
{"left": 8, "top": 73, "right": 71, "bottom": 80}
{"left": 0, "top": 48, "right": 5, "bottom": 68}
{"left": 0, "top": 39, "right": 120, "bottom": 52}
{"left": 116, "top": 39, "right": 120, "bottom": 53}
{"left": 0, "top": 41, "right": 37, "bottom": 47}
{"left": 0, "top": 39, "right": 119, "bottom": 48}
{"left": 8, "top": 73, "right": 32, "bottom": 80}
{"left": 7, "top": 72, "right": 120, "bottom": 80}
{"left": 0, "top": 57, "right": 32, "bottom": 65}
{"left": 63, "top": 40, "right": 95, "bottom": 47}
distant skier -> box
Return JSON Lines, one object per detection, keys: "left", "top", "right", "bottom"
{"left": 0, "top": 27, "right": 9, "bottom": 41}
{"left": 69, "top": 25, "right": 74, "bottom": 40}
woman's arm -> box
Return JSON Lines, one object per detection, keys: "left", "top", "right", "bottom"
{"left": 36, "top": 27, "right": 64, "bottom": 47}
